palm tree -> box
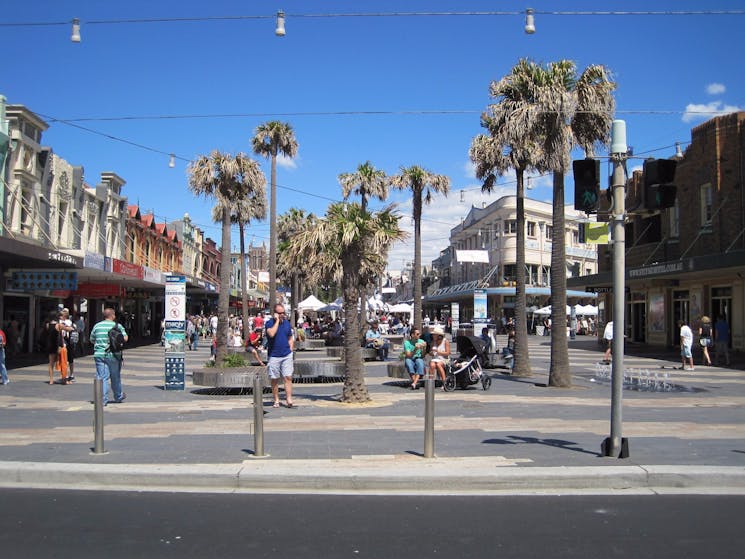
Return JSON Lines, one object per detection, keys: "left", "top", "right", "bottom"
{"left": 212, "top": 188, "right": 267, "bottom": 345}
{"left": 338, "top": 161, "right": 389, "bottom": 214}
{"left": 469, "top": 60, "right": 547, "bottom": 377}
{"left": 390, "top": 166, "right": 450, "bottom": 331}
{"left": 532, "top": 60, "right": 615, "bottom": 387}
{"left": 277, "top": 208, "right": 316, "bottom": 324}
{"left": 251, "top": 121, "right": 298, "bottom": 310}
{"left": 188, "top": 150, "right": 267, "bottom": 363}
{"left": 285, "top": 202, "right": 406, "bottom": 403}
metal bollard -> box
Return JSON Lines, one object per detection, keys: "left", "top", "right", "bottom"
{"left": 92, "top": 378, "right": 105, "bottom": 454}
{"left": 424, "top": 371, "right": 435, "bottom": 458}
{"left": 253, "top": 373, "right": 265, "bottom": 457}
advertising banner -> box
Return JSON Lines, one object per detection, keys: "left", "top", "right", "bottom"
{"left": 473, "top": 289, "right": 488, "bottom": 324}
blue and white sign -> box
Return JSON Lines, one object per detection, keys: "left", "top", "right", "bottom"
{"left": 473, "top": 289, "right": 488, "bottom": 324}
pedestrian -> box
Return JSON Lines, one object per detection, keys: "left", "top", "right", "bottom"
{"left": 602, "top": 320, "right": 613, "bottom": 363}
{"left": 266, "top": 303, "right": 295, "bottom": 408}
{"left": 428, "top": 326, "right": 451, "bottom": 388}
{"left": 404, "top": 328, "right": 426, "bottom": 389}
{"left": 713, "top": 314, "right": 730, "bottom": 366}
{"left": 186, "top": 318, "right": 196, "bottom": 350}
{"left": 90, "top": 308, "right": 129, "bottom": 406}
{"left": 365, "top": 320, "right": 389, "bottom": 361}
{"left": 60, "top": 308, "right": 76, "bottom": 381}
{"left": 0, "top": 326, "right": 8, "bottom": 385}
{"left": 245, "top": 328, "right": 265, "bottom": 366}
{"left": 698, "top": 316, "right": 713, "bottom": 366}
{"left": 678, "top": 319, "right": 694, "bottom": 371}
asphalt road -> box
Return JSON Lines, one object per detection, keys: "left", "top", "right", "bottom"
{"left": 2, "top": 489, "right": 743, "bottom": 558}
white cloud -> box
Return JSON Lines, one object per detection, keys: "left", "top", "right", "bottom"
{"left": 464, "top": 160, "right": 476, "bottom": 179}
{"left": 276, "top": 153, "right": 297, "bottom": 169}
{"left": 386, "top": 184, "right": 512, "bottom": 272}
{"left": 682, "top": 101, "right": 742, "bottom": 123}
{"left": 706, "top": 83, "right": 726, "bottom": 95}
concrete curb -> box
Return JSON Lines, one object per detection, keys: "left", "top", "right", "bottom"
{"left": 1, "top": 460, "right": 744, "bottom": 494}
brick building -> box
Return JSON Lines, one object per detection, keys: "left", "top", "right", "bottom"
{"left": 570, "top": 112, "right": 745, "bottom": 350}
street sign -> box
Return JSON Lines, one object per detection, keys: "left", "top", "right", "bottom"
{"left": 164, "top": 275, "right": 186, "bottom": 390}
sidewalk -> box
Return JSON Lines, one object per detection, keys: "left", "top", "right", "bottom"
{"left": 0, "top": 336, "right": 743, "bottom": 494}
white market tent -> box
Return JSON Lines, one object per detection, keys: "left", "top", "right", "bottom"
{"left": 388, "top": 303, "right": 412, "bottom": 313}
{"left": 297, "top": 295, "right": 327, "bottom": 312}
{"left": 534, "top": 304, "right": 598, "bottom": 316}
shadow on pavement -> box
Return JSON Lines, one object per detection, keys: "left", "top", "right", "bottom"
{"left": 483, "top": 435, "right": 601, "bottom": 457}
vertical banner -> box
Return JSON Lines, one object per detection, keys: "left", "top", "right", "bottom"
{"left": 164, "top": 274, "right": 186, "bottom": 390}
{"left": 451, "top": 302, "right": 460, "bottom": 333}
{"left": 473, "top": 289, "right": 488, "bottom": 325}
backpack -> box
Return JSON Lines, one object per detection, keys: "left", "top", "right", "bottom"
{"left": 107, "top": 324, "right": 125, "bottom": 353}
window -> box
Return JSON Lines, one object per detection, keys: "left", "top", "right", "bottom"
{"left": 505, "top": 220, "right": 517, "bottom": 234}
{"left": 700, "top": 183, "right": 713, "bottom": 229}
{"left": 669, "top": 202, "right": 680, "bottom": 239}
{"left": 572, "top": 230, "right": 579, "bottom": 244}
{"left": 527, "top": 221, "right": 536, "bottom": 237}
{"left": 544, "top": 225, "right": 553, "bottom": 240}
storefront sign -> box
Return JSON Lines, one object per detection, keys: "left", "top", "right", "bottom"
{"left": 112, "top": 259, "right": 144, "bottom": 279}
{"left": 74, "top": 282, "right": 123, "bottom": 298}
{"left": 143, "top": 266, "right": 164, "bottom": 284}
{"left": 47, "top": 251, "right": 79, "bottom": 266}
{"left": 84, "top": 251, "right": 106, "bottom": 270}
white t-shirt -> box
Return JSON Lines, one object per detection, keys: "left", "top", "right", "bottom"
{"left": 603, "top": 321, "right": 613, "bottom": 341}
{"left": 680, "top": 325, "right": 693, "bottom": 347}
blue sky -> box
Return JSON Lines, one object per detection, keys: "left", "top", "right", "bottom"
{"left": 2, "top": 1, "right": 743, "bottom": 277}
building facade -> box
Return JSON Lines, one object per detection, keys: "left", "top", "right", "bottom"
{"left": 428, "top": 195, "right": 598, "bottom": 323}
{"left": 570, "top": 111, "right": 745, "bottom": 351}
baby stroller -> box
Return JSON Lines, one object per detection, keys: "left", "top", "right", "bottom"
{"left": 444, "top": 336, "right": 493, "bottom": 391}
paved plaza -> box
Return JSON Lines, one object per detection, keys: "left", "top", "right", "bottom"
{"left": 0, "top": 335, "right": 743, "bottom": 493}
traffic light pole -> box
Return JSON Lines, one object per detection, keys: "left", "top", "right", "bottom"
{"left": 605, "top": 120, "right": 629, "bottom": 458}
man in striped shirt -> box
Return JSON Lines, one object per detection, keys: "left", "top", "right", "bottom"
{"left": 90, "top": 308, "right": 129, "bottom": 406}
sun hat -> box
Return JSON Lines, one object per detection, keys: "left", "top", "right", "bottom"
{"left": 432, "top": 326, "right": 445, "bottom": 336}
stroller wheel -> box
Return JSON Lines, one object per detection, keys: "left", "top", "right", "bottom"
{"left": 443, "top": 375, "right": 456, "bottom": 392}
{"left": 482, "top": 376, "right": 492, "bottom": 390}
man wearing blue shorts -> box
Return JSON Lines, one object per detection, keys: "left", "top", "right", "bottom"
{"left": 266, "top": 303, "right": 295, "bottom": 408}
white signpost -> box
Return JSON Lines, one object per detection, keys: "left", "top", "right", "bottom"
{"left": 164, "top": 274, "right": 186, "bottom": 390}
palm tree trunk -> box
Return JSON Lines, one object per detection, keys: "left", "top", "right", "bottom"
{"left": 216, "top": 206, "right": 232, "bottom": 363}
{"left": 341, "top": 262, "right": 369, "bottom": 403}
{"left": 239, "top": 221, "right": 250, "bottom": 343}
{"left": 412, "top": 191, "right": 423, "bottom": 332}
{"left": 548, "top": 171, "right": 571, "bottom": 387}
{"left": 512, "top": 169, "right": 532, "bottom": 377}
{"left": 269, "top": 153, "right": 278, "bottom": 310}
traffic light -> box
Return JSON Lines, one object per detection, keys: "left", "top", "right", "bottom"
{"left": 573, "top": 158, "right": 601, "bottom": 213}
{"left": 643, "top": 159, "right": 677, "bottom": 210}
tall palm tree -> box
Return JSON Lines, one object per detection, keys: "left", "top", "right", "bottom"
{"left": 188, "top": 150, "right": 267, "bottom": 363}
{"left": 285, "top": 202, "right": 406, "bottom": 403}
{"left": 277, "top": 208, "right": 316, "bottom": 325}
{"left": 338, "top": 161, "right": 389, "bottom": 214}
{"left": 390, "top": 166, "right": 450, "bottom": 331}
{"left": 532, "top": 60, "right": 615, "bottom": 387}
{"left": 213, "top": 187, "right": 267, "bottom": 343}
{"left": 469, "top": 60, "right": 547, "bottom": 377}
{"left": 251, "top": 121, "right": 298, "bottom": 310}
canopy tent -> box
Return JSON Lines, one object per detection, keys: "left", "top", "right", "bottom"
{"left": 297, "top": 295, "right": 327, "bottom": 312}
{"left": 388, "top": 302, "right": 412, "bottom": 313}
{"left": 318, "top": 297, "right": 343, "bottom": 313}
{"left": 575, "top": 304, "right": 599, "bottom": 316}
{"left": 533, "top": 305, "right": 571, "bottom": 316}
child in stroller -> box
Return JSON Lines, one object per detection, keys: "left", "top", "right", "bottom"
{"left": 444, "top": 335, "right": 493, "bottom": 391}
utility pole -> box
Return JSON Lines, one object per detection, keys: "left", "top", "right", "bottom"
{"left": 604, "top": 119, "right": 629, "bottom": 458}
